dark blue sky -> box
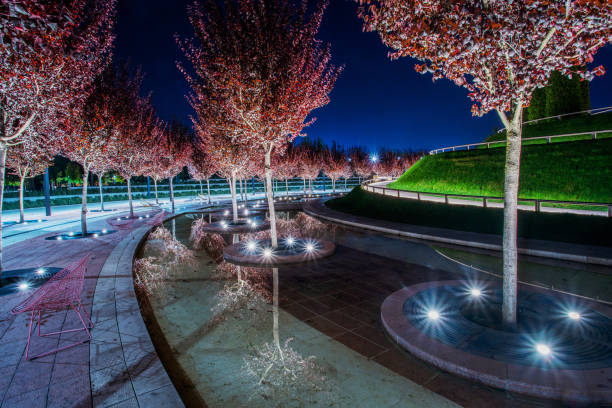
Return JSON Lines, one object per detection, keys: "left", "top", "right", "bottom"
{"left": 115, "top": 0, "right": 612, "bottom": 152}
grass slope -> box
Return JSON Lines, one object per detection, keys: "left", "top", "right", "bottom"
{"left": 326, "top": 187, "right": 612, "bottom": 247}
{"left": 389, "top": 138, "right": 612, "bottom": 202}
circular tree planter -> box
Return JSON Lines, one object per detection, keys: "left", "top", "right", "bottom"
{"left": 223, "top": 237, "right": 335, "bottom": 267}
{"left": 45, "top": 229, "right": 117, "bottom": 241}
{"left": 200, "top": 218, "right": 270, "bottom": 234}
{"left": 381, "top": 280, "right": 612, "bottom": 404}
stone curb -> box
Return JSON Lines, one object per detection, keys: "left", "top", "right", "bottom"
{"left": 89, "top": 221, "right": 184, "bottom": 408}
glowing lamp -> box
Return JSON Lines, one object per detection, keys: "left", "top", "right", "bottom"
{"left": 536, "top": 343, "right": 552, "bottom": 356}
{"left": 102, "top": 229, "right": 107, "bottom": 233}
{"left": 305, "top": 243, "right": 315, "bottom": 252}
{"left": 18, "top": 282, "right": 29, "bottom": 291}
{"left": 470, "top": 288, "right": 482, "bottom": 297}
{"left": 568, "top": 311, "right": 581, "bottom": 321}
{"left": 93, "top": 233, "right": 99, "bottom": 238}
{"left": 286, "top": 237, "right": 295, "bottom": 246}
{"left": 247, "top": 241, "right": 257, "bottom": 251}
{"left": 57, "top": 237, "right": 63, "bottom": 241}
{"left": 263, "top": 248, "right": 272, "bottom": 258}
{"left": 36, "top": 268, "right": 45, "bottom": 275}
{"left": 427, "top": 309, "right": 440, "bottom": 321}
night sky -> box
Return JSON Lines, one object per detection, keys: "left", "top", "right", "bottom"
{"left": 115, "top": 0, "right": 612, "bottom": 152}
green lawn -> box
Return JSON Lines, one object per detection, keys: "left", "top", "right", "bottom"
{"left": 389, "top": 138, "right": 612, "bottom": 202}
{"left": 326, "top": 187, "right": 612, "bottom": 247}
{"left": 485, "top": 110, "right": 612, "bottom": 142}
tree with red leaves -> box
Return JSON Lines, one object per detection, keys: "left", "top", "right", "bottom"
{"left": 6, "top": 133, "right": 52, "bottom": 223}
{"left": 187, "top": 145, "right": 218, "bottom": 205}
{"left": 297, "top": 146, "right": 323, "bottom": 194}
{"left": 180, "top": 0, "right": 341, "bottom": 248}
{"left": 113, "top": 68, "right": 156, "bottom": 219}
{"left": 142, "top": 122, "right": 170, "bottom": 206}
{"left": 348, "top": 145, "right": 372, "bottom": 183}
{"left": 0, "top": 0, "right": 115, "bottom": 275}
{"left": 323, "top": 142, "right": 349, "bottom": 192}
{"left": 273, "top": 144, "right": 299, "bottom": 196}
{"left": 358, "top": 0, "right": 612, "bottom": 324}
{"left": 163, "top": 120, "right": 193, "bottom": 213}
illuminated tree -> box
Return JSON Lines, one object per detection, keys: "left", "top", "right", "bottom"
{"left": 358, "top": 0, "right": 612, "bottom": 324}
{"left": 273, "top": 144, "right": 299, "bottom": 196}
{"left": 323, "top": 142, "right": 349, "bottom": 192}
{"left": 180, "top": 0, "right": 341, "bottom": 247}
{"left": 188, "top": 143, "right": 218, "bottom": 205}
{"left": 0, "top": 0, "right": 115, "bottom": 275}
{"left": 349, "top": 146, "right": 372, "bottom": 183}
{"left": 114, "top": 68, "right": 156, "bottom": 218}
{"left": 162, "top": 120, "right": 193, "bottom": 213}
{"left": 6, "top": 133, "right": 52, "bottom": 223}
{"left": 297, "top": 147, "right": 322, "bottom": 194}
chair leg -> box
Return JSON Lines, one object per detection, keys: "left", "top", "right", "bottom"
{"left": 78, "top": 302, "right": 94, "bottom": 329}
{"left": 24, "top": 311, "right": 35, "bottom": 361}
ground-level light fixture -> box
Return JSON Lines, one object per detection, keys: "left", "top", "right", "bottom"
{"left": 568, "top": 311, "right": 581, "bottom": 321}
{"left": 93, "top": 233, "right": 99, "bottom": 238}
{"left": 247, "top": 241, "right": 257, "bottom": 252}
{"left": 102, "top": 229, "right": 107, "bottom": 234}
{"left": 305, "top": 243, "right": 315, "bottom": 253}
{"left": 224, "top": 210, "right": 229, "bottom": 216}
{"left": 263, "top": 248, "right": 272, "bottom": 258}
{"left": 286, "top": 237, "right": 295, "bottom": 246}
{"left": 469, "top": 288, "right": 482, "bottom": 298}
{"left": 36, "top": 268, "right": 45, "bottom": 275}
{"left": 18, "top": 282, "right": 29, "bottom": 291}
{"left": 536, "top": 343, "right": 552, "bottom": 356}
{"left": 427, "top": 309, "right": 440, "bottom": 321}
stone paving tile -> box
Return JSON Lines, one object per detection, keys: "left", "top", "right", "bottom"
{"left": 0, "top": 364, "right": 17, "bottom": 399}
{"left": 91, "top": 363, "right": 136, "bottom": 408}
{"left": 304, "top": 315, "right": 347, "bottom": 338}
{"left": 136, "top": 384, "right": 183, "bottom": 408}
{"left": 107, "top": 397, "right": 139, "bottom": 408}
{"left": 126, "top": 353, "right": 172, "bottom": 396}
{"left": 1, "top": 385, "right": 48, "bottom": 408}
{"left": 4, "top": 360, "right": 53, "bottom": 399}
{"left": 332, "top": 331, "right": 387, "bottom": 359}
{"left": 47, "top": 372, "right": 92, "bottom": 408}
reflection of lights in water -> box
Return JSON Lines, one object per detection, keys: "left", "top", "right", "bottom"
{"left": 568, "top": 311, "right": 581, "bottom": 321}
{"left": 427, "top": 309, "right": 440, "bottom": 321}
{"left": 36, "top": 268, "right": 45, "bottom": 275}
{"left": 536, "top": 343, "right": 552, "bottom": 356}
{"left": 18, "top": 282, "right": 29, "bottom": 291}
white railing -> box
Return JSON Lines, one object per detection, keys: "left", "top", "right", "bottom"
{"left": 494, "top": 106, "right": 612, "bottom": 133}
{"left": 429, "top": 129, "right": 612, "bottom": 155}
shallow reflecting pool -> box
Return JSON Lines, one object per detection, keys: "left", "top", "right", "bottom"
{"left": 134, "top": 212, "right": 612, "bottom": 407}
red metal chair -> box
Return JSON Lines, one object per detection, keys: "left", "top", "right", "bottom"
{"left": 11, "top": 255, "right": 93, "bottom": 360}
{"left": 145, "top": 210, "right": 166, "bottom": 228}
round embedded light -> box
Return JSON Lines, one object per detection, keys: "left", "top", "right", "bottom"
{"left": 427, "top": 309, "right": 440, "bottom": 321}
{"left": 244, "top": 209, "right": 249, "bottom": 215}
{"left": 305, "top": 243, "right": 315, "bottom": 252}
{"left": 57, "top": 236, "right": 62, "bottom": 241}
{"left": 568, "top": 311, "right": 581, "bottom": 321}
{"left": 93, "top": 233, "right": 99, "bottom": 238}
{"left": 18, "top": 282, "right": 29, "bottom": 291}
{"left": 36, "top": 268, "right": 45, "bottom": 275}
{"left": 536, "top": 343, "right": 552, "bottom": 356}
{"left": 263, "top": 248, "right": 272, "bottom": 258}
{"left": 138, "top": 216, "right": 143, "bottom": 220}
{"left": 38, "top": 219, "right": 42, "bottom": 222}
{"left": 102, "top": 229, "right": 107, "bottom": 233}
{"left": 69, "top": 232, "right": 74, "bottom": 236}
{"left": 470, "top": 288, "right": 482, "bottom": 297}
{"left": 286, "top": 237, "right": 295, "bottom": 246}
{"left": 251, "top": 222, "right": 257, "bottom": 228}
{"left": 247, "top": 241, "right": 257, "bottom": 251}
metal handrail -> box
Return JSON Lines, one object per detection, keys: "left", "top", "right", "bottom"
{"left": 429, "top": 129, "right": 612, "bottom": 155}
{"left": 362, "top": 180, "right": 612, "bottom": 217}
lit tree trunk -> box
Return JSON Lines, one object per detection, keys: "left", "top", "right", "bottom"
{"left": 309, "top": 178, "right": 312, "bottom": 192}
{"left": 206, "top": 179, "right": 211, "bottom": 204}
{"left": 0, "top": 145, "right": 6, "bottom": 278}
{"left": 18, "top": 172, "right": 25, "bottom": 224}
{"left": 199, "top": 180, "right": 203, "bottom": 195}
{"left": 98, "top": 173, "right": 105, "bottom": 211}
{"left": 153, "top": 178, "right": 159, "bottom": 204}
{"left": 285, "top": 179, "right": 289, "bottom": 196}
{"left": 273, "top": 267, "right": 280, "bottom": 351}
{"left": 500, "top": 106, "right": 523, "bottom": 326}
{"left": 239, "top": 178, "right": 245, "bottom": 202}
{"left": 229, "top": 174, "right": 238, "bottom": 222}
{"left": 127, "top": 177, "right": 134, "bottom": 218}
{"left": 344, "top": 178, "right": 347, "bottom": 190}
{"left": 303, "top": 177, "right": 306, "bottom": 193}
{"left": 169, "top": 177, "right": 175, "bottom": 213}
{"left": 81, "top": 167, "right": 89, "bottom": 236}
{"left": 332, "top": 178, "right": 336, "bottom": 193}
{"left": 264, "top": 149, "right": 278, "bottom": 248}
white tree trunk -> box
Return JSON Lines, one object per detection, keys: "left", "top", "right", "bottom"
{"left": 0, "top": 145, "right": 6, "bottom": 278}
{"left": 206, "top": 179, "right": 211, "bottom": 204}
{"left": 501, "top": 110, "right": 523, "bottom": 326}
{"left": 169, "top": 177, "right": 175, "bottom": 213}
{"left": 98, "top": 173, "right": 105, "bottom": 211}
{"left": 154, "top": 178, "right": 158, "bottom": 204}
{"left": 264, "top": 149, "right": 278, "bottom": 248}
{"left": 81, "top": 167, "right": 89, "bottom": 236}
{"left": 303, "top": 177, "right": 306, "bottom": 193}
{"left": 332, "top": 178, "right": 336, "bottom": 193}
{"left": 18, "top": 174, "right": 25, "bottom": 224}
{"left": 127, "top": 177, "right": 134, "bottom": 218}
{"left": 285, "top": 179, "right": 289, "bottom": 196}
{"left": 273, "top": 267, "right": 280, "bottom": 351}
{"left": 230, "top": 174, "right": 238, "bottom": 222}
